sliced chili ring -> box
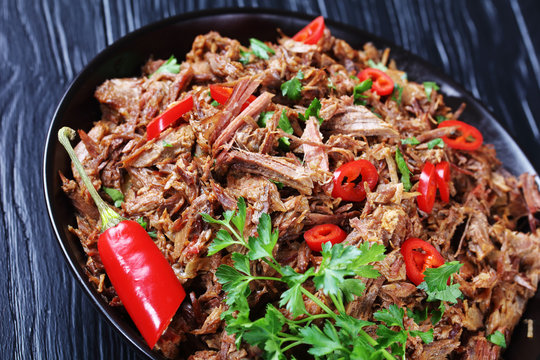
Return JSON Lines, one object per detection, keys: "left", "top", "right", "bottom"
{"left": 331, "top": 159, "right": 379, "bottom": 202}
{"left": 438, "top": 120, "right": 483, "bottom": 151}
{"left": 357, "top": 68, "right": 394, "bottom": 96}
{"left": 401, "top": 237, "right": 445, "bottom": 286}
{"left": 147, "top": 95, "right": 193, "bottom": 140}
{"left": 417, "top": 161, "right": 437, "bottom": 213}
{"left": 292, "top": 16, "right": 325, "bottom": 45}
{"left": 209, "top": 84, "right": 256, "bottom": 111}
{"left": 435, "top": 161, "right": 451, "bottom": 203}
{"left": 304, "top": 224, "right": 347, "bottom": 252}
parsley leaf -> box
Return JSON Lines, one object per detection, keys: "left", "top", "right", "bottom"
{"left": 487, "top": 330, "right": 507, "bottom": 348}
{"left": 162, "top": 140, "right": 173, "bottom": 147}
{"left": 427, "top": 137, "right": 444, "bottom": 149}
{"left": 136, "top": 217, "right": 147, "bottom": 229}
{"left": 353, "top": 79, "right": 372, "bottom": 105}
{"left": 395, "top": 147, "right": 412, "bottom": 191}
{"left": 238, "top": 49, "right": 252, "bottom": 65}
{"left": 281, "top": 71, "right": 304, "bottom": 100}
{"left": 247, "top": 213, "right": 279, "bottom": 260}
{"left": 417, "top": 261, "right": 463, "bottom": 303}
{"left": 300, "top": 323, "right": 345, "bottom": 357}
{"left": 423, "top": 81, "right": 440, "bottom": 101}
{"left": 430, "top": 302, "right": 445, "bottom": 325}
{"left": 257, "top": 111, "right": 274, "bottom": 128}
{"left": 207, "top": 229, "right": 238, "bottom": 256}
{"left": 147, "top": 231, "right": 157, "bottom": 238}
{"left": 278, "top": 109, "right": 293, "bottom": 135}
{"left": 374, "top": 304, "right": 404, "bottom": 329}
{"left": 250, "top": 38, "right": 275, "bottom": 59}
{"left": 299, "top": 98, "right": 323, "bottom": 124}
{"left": 411, "top": 329, "right": 434, "bottom": 344}
{"left": 367, "top": 59, "right": 388, "bottom": 71}
{"left": 401, "top": 137, "right": 420, "bottom": 145}
{"left": 102, "top": 187, "right": 124, "bottom": 207}
{"left": 392, "top": 83, "right": 403, "bottom": 105}
{"left": 210, "top": 100, "right": 220, "bottom": 107}
{"left": 435, "top": 115, "right": 447, "bottom": 123}
{"left": 407, "top": 307, "right": 428, "bottom": 325}
{"left": 152, "top": 55, "right": 180, "bottom": 76}
{"left": 269, "top": 179, "right": 284, "bottom": 189}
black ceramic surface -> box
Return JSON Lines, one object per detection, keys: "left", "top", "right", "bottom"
{"left": 42, "top": 8, "right": 540, "bottom": 359}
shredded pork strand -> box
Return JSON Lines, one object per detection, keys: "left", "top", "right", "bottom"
{"left": 62, "top": 27, "right": 540, "bottom": 359}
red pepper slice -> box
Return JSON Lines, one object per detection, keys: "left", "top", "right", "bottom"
{"left": 147, "top": 95, "right": 193, "bottom": 140}
{"left": 357, "top": 68, "right": 394, "bottom": 96}
{"left": 292, "top": 16, "right": 325, "bottom": 45}
{"left": 435, "top": 161, "right": 450, "bottom": 203}
{"left": 58, "top": 127, "right": 186, "bottom": 349}
{"left": 401, "top": 237, "right": 445, "bottom": 286}
{"left": 304, "top": 224, "right": 347, "bottom": 252}
{"left": 209, "top": 84, "right": 256, "bottom": 111}
{"left": 332, "top": 159, "right": 379, "bottom": 202}
{"left": 438, "top": 120, "right": 483, "bottom": 151}
{"left": 417, "top": 161, "right": 437, "bottom": 213}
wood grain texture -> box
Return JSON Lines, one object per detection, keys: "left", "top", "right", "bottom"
{"left": 1, "top": 0, "right": 538, "bottom": 358}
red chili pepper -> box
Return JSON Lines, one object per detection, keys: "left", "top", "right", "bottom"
{"left": 401, "top": 237, "right": 445, "bottom": 286}
{"left": 357, "top": 68, "right": 394, "bottom": 96}
{"left": 417, "top": 161, "right": 437, "bottom": 213}
{"left": 292, "top": 16, "right": 325, "bottom": 45}
{"left": 58, "top": 127, "right": 186, "bottom": 349}
{"left": 437, "top": 120, "right": 483, "bottom": 151}
{"left": 209, "top": 84, "right": 256, "bottom": 111}
{"left": 304, "top": 224, "right": 347, "bottom": 252}
{"left": 332, "top": 159, "right": 379, "bottom": 202}
{"left": 147, "top": 95, "right": 193, "bottom": 140}
{"left": 435, "top": 161, "right": 450, "bottom": 203}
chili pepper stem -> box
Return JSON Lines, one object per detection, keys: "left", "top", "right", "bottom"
{"left": 58, "top": 127, "right": 124, "bottom": 232}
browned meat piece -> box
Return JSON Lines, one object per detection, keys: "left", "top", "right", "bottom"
{"left": 418, "top": 339, "right": 460, "bottom": 360}
{"left": 227, "top": 173, "right": 286, "bottom": 214}
{"left": 94, "top": 78, "right": 143, "bottom": 122}
{"left": 225, "top": 150, "right": 314, "bottom": 195}
{"left": 462, "top": 336, "right": 500, "bottom": 360}
{"left": 520, "top": 172, "right": 540, "bottom": 231}
{"left": 323, "top": 105, "right": 399, "bottom": 138}
{"left": 273, "top": 196, "right": 310, "bottom": 240}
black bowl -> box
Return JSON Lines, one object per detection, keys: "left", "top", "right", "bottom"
{"left": 43, "top": 8, "right": 540, "bottom": 360}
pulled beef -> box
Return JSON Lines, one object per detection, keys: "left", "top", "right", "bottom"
{"left": 62, "top": 26, "right": 540, "bottom": 360}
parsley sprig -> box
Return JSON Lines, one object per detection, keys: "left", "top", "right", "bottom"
{"left": 298, "top": 98, "right": 323, "bottom": 124}
{"left": 202, "top": 198, "right": 433, "bottom": 359}
{"left": 151, "top": 55, "right": 181, "bottom": 77}
{"left": 281, "top": 71, "right": 304, "bottom": 100}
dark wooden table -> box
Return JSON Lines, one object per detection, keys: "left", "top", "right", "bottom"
{"left": 2, "top": 0, "right": 539, "bottom": 358}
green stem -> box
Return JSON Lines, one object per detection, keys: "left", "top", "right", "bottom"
{"left": 290, "top": 313, "right": 332, "bottom": 324}
{"left": 58, "top": 127, "right": 123, "bottom": 231}
{"left": 250, "top": 276, "right": 284, "bottom": 282}
{"left": 358, "top": 329, "right": 395, "bottom": 360}
{"left": 280, "top": 340, "right": 302, "bottom": 352}
{"left": 300, "top": 287, "right": 336, "bottom": 319}
{"left": 262, "top": 257, "right": 284, "bottom": 276}
{"left": 330, "top": 293, "right": 346, "bottom": 314}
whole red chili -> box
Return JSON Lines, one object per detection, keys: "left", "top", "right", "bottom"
{"left": 304, "top": 224, "right": 347, "bottom": 252}
{"left": 209, "top": 84, "right": 256, "bottom": 110}
{"left": 332, "top": 159, "right": 379, "bottom": 202}
{"left": 401, "top": 237, "right": 445, "bottom": 286}
{"left": 147, "top": 95, "right": 193, "bottom": 140}
{"left": 292, "top": 16, "right": 325, "bottom": 45}
{"left": 59, "top": 127, "right": 186, "bottom": 349}
{"left": 358, "top": 68, "right": 394, "bottom": 96}
{"left": 417, "top": 161, "right": 437, "bottom": 213}
{"left": 435, "top": 161, "right": 451, "bottom": 203}
{"left": 437, "top": 120, "right": 483, "bottom": 151}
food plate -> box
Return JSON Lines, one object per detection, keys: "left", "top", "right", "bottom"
{"left": 42, "top": 8, "right": 540, "bottom": 359}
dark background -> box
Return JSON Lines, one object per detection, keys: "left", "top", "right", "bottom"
{"left": 2, "top": 0, "right": 539, "bottom": 358}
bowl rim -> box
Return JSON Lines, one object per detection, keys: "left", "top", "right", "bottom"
{"left": 42, "top": 6, "right": 539, "bottom": 360}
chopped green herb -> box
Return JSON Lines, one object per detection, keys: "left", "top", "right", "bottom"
{"left": 487, "top": 330, "right": 507, "bottom": 348}
{"left": 395, "top": 147, "right": 412, "bottom": 191}
{"left": 239, "top": 49, "right": 252, "bottom": 65}
{"left": 147, "top": 231, "right": 157, "bottom": 239}
{"left": 392, "top": 83, "right": 403, "bottom": 105}
{"left": 427, "top": 138, "right": 444, "bottom": 149}
{"left": 367, "top": 59, "right": 388, "bottom": 71}
{"left": 102, "top": 187, "right": 124, "bottom": 208}
{"left": 162, "top": 140, "right": 173, "bottom": 148}
{"left": 257, "top": 111, "right": 274, "bottom": 128}
{"left": 417, "top": 261, "right": 463, "bottom": 303}
{"left": 269, "top": 179, "right": 284, "bottom": 189}
{"left": 151, "top": 55, "right": 180, "bottom": 77}
{"left": 407, "top": 307, "right": 428, "bottom": 325}
{"left": 299, "top": 98, "right": 323, "bottom": 124}
{"left": 349, "top": 74, "right": 359, "bottom": 81}
{"left": 278, "top": 137, "right": 291, "bottom": 150}
{"left": 430, "top": 302, "right": 445, "bottom": 325}
{"left": 327, "top": 78, "right": 337, "bottom": 91}
{"left": 435, "top": 115, "right": 447, "bottom": 123}
{"left": 250, "top": 38, "right": 275, "bottom": 60}
{"left": 401, "top": 137, "right": 420, "bottom": 145}
{"left": 201, "top": 198, "right": 433, "bottom": 359}
{"left": 353, "top": 79, "right": 372, "bottom": 105}
{"left": 136, "top": 217, "right": 147, "bottom": 229}
{"left": 370, "top": 107, "right": 382, "bottom": 118}
{"left": 210, "top": 100, "right": 220, "bottom": 107}
{"left": 281, "top": 71, "right": 304, "bottom": 100}
{"left": 423, "top": 81, "right": 440, "bottom": 101}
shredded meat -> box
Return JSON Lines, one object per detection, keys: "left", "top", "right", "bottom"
{"left": 62, "top": 25, "right": 540, "bottom": 360}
